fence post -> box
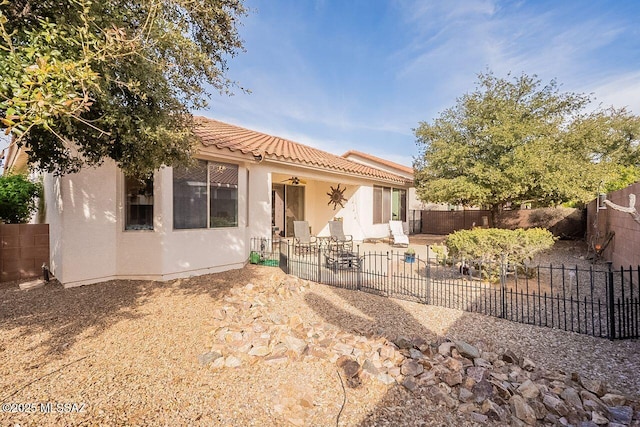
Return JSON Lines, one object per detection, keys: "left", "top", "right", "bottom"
{"left": 608, "top": 262, "right": 616, "bottom": 340}
{"left": 426, "top": 245, "right": 431, "bottom": 304}
{"left": 386, "top": 251, "right": 392, "bottom": 296}
{"left": 500, "top": 254, "right": 507, "bottom": 319}
{"left": 356, "top": 244, "right": 362, "bottom": 291}
{"left": 317, "top": 243, "right": 322, "bottom": 283}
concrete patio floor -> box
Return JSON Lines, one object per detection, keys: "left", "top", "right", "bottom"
{"left": 354, "top": 234, "right": 446, "bottom": 260}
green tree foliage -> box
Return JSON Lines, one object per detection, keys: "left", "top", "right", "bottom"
{"left": 0, "top": 0, "right": 246, "bottom": 177}
{"left": 414, "top": 72, "right": 640, "bottom": 221}
{"left": 445, "top": 227, "right": 555, "bottom": 281}
{"left": 565, "top": 107, "right": 640, "bottom": 192}
{"left": 0, "top": 172, "right": 42, "bottom": 223}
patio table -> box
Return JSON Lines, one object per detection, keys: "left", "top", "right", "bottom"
{"left": 325, "top": 250, "right": 361, "bottom": 270}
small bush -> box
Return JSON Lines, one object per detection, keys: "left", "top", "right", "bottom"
{"left": 445, "top": 227, "right": 556, "bottom": 266}
{"left": 0, "top": 173, "right": 42, "bottom": 224}
{"left": 428, "top": 244, "right": 451, "bottom": 266}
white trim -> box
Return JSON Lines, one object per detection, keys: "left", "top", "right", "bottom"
{"left": 172, "top": 159, "right": 241, "bottom": 230}
{"left": 195, "top": 149, "right": 254, "bottom": 164}
{"left": 122, "top": 172, "right": 156, "bottom": 232}
{"left": 265, "top": 158, "right": 411, "bottom": 187}
{"left": 62, "top": 261, "right": 248, "bottom": 288}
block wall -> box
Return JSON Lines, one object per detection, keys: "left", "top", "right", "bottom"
{"left": 586, "top": 182, "right": 640, "bottom": 269}
{"left": 0, "top": 224, "right": 49, "bottom": 282}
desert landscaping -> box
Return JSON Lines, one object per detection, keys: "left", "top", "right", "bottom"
{"left": 1, "top": 259, "right": 639, "bottom": 426}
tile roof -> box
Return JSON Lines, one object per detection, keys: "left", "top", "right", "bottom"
{"left": 193, "top": 117, "right": 411, "bottom": 185}
{"left": 342, "top": 150, "right": 414, "bottom": 176}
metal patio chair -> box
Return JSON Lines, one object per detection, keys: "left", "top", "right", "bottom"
{"left": 293, "top": 220, "right": 317, "bottom": 255}
{"left": 328, "top": 220, "right": 353, "bottom": 252}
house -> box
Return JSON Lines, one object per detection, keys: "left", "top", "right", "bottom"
{"left": 4, "top": 117, "right": 412, "bottom": 287}
{"left": 341, "top": 150, "right": 422, "bottom": 215}
{"left": 343, "top": 150, "right": 474, "bottom": 215}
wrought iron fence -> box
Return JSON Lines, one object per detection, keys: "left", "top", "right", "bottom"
{"left": 249, "top": 238, "right": 280, "bottom": 267}
{"left": 270, "top": 239, "right": 639, "bottom": 340}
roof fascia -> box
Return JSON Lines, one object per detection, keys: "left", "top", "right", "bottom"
{"left": 343, "top": 152, "right": 414, "bottom": 179}
{"left": 264, "top": 157, "right": 412, "bottom": 187}
{"left": 194, "top": 146, "right": 256, "bottom": 165}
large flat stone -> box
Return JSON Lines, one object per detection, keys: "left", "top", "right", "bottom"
{"left": 19, "top": 279, "right": 45, "bottom": 290}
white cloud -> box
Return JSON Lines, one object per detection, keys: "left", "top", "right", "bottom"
{"left": 394, "top": 0, "right": 634, "bottom": 96}
{"left": 209, "top": 72, "right": 413, "bottom": 138}
{"left": 585, "top": 72, "right": 640, "bottom": 114}
{"left": 206, "top": 0, "right": 640, "bottom": 169}
{"left": 399, "top": 0, "right": 497, "bottom": 25}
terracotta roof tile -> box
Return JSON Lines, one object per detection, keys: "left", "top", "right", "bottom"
{"left": 342, "top": 150, "right": 414, "bottom": 176}
{"left": 193, "top": 117, "right": 411, "bottom": 185}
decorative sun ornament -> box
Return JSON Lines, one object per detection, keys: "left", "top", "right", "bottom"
{"left": 327, "top": 184, "right": 347, "bottom": 210}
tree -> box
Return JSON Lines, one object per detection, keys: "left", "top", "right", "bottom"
{"left": 0, "top": 172, "right": 42, "bottom": 223}
{"left": 0, "top": 0, "right": 246, "bottom": 177}
{"left": 444, "top": 227, "right": 555, "bottom": 281}
{"left": 414, "top": 71, "right": 640, "bottom": 224}
{"left": 565, "top": 107, "right": 640, "bottom": 192}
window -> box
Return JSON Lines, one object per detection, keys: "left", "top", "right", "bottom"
{"left": 209, "top": 161, "right": 238, "bottom": 228}
{"left": 173, "top": 160, "right": 208, "bottom": 229}
{"left": 373, "top": 186, "right": 406, "bottom": 224}
{"left": 382, "top": 187, "right": 391, "bottom": 223}
{"left": 173, "top": 160, "right": 238, "bottom": 229}
{"left": 125, "top": 176, "right": 154, "bottom": 230}
{"left": 373, "top": 186, "right": 391, "bottom": 224}
{"left": 373, "top": 186, "right": 382, "bottom": 224}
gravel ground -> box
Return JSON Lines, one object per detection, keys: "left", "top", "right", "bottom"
{"left": 1, "top": 241, "right": 639, "bottom": 426}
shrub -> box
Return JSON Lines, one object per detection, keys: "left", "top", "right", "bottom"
{"left": 0, "top": 173, "right": 42, "bottom": 224}
{"left": 445, "top": 227, "right": 556, "bottom": 266}
{"left": 427, "top": 244, "right": 450, "bottom": 266}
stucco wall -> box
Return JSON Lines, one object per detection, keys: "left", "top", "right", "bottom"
{"left": 46, "top": 162, "right": 118, "bottom": 286}
{"left": 44, "top": 173, "right": 63, "bottom": 280}
{"left": 306, "top": 182, "right": 397, "bottom": 241}
{"left": 45, "top": 157, "right": 272, "bottom": 287}
{"left": 43, "top": 154, "right": 409, "bottom": 286}
{"left": 115, "top": 169, "right": 164, "bottom": 278}
{"left": 586, "top": 182, "right": 640, "bottom": 269}
{"left": 408, "top": 187, "right": 426, "bottom": 211}
{"left": 306, "top": 181, "right": 366, "bottom": 240}
{"left": 0, "top": 224, "right": 49, "bottom": 282}
{"left": 158, "top": 164, "right": 254, "bottom": 279}
{"left": 247, "top": 164, "right": 273, "bottom": 240}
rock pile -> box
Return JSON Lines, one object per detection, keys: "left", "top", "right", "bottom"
{"left": 200, "top": 275, "right": 639, "bottom": 426}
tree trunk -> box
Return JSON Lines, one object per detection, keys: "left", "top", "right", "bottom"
{"left": 490, "top": 204, "right": 502, "bottom": 228}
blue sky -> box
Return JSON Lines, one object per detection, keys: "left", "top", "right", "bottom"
{"left": 202, "top": 0, "right": 640, "bottom": 167}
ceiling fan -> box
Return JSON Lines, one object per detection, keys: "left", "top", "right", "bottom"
{"left": 280, "top": 176, "right": 306, "bottom": 185}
